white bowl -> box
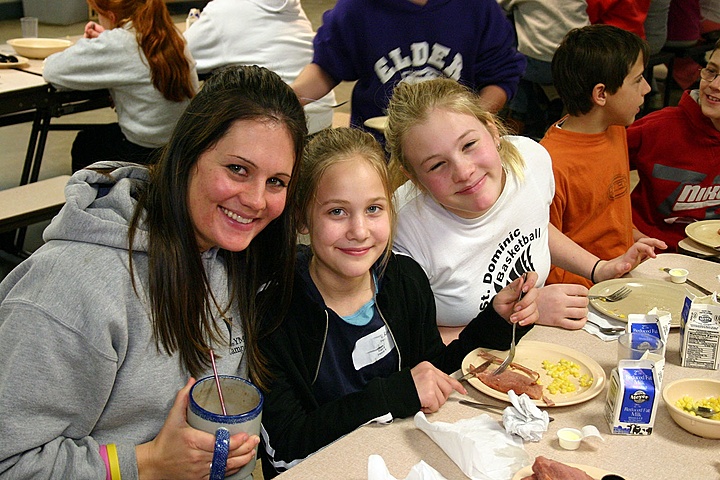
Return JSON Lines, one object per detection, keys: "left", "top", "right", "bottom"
{"left": 7, "top": 38, "right": 72, "bottom": 59}
{"left": 662, "top": 378, "right": 720, "bottom": 439}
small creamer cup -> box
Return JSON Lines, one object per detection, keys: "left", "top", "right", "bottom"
{"left": 669, "top": 268, "right": 688, "bottom": 284}
{"left": 557, "top": 428, "right": 582, "bottom": 450}
{"left": 187, "top": 375, "right": 263, "bottom": 480}
{"left": 557, "top": 425, "right": 603, "bottom": 450}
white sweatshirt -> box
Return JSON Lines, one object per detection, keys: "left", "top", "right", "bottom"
{"left": 184, "top": 0, "right": 336, "bottom": 134}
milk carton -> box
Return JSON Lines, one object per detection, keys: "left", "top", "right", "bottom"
{"left": 605, "top": 359, "right": 661, "bottom": 435}
{"left": 627, "top": 310, "right": 670, "bottom": 354}
{"left": 680, "top": 294, "right": 720, "bottom": 370}
{"left": 186, "top": 8, "right": 201, "bottom": 31}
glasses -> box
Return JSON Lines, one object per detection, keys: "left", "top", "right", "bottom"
{"left": 699, "top": 67, "right": 720, "bottom": 82}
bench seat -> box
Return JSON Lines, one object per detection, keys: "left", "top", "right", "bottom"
{"left": 0, "top": 175, "right": 70, "bottom": 233}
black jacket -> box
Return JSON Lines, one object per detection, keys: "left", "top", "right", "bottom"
{"left": 259, "top": 247, "right": 531, "bottom": 478}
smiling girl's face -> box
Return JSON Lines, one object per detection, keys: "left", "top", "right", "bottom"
{"left": 187, "top": 118, "right": 295, "bottom": 252}
{"left": 401, "top": 107, "right": 505, "bottom": 219}
{"left": 307, "top": 156, "right": 391, "bottom": 284}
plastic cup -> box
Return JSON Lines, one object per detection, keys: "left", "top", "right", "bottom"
{"left": 557, "top": 427, "right": 583, "bottom": 450}
{"left": 669, "top": 268, "right": 688, "bottom": 283}
{"left": 21, "top": 17, "right": 38, "bottom": 38}
{"left": 617, "top": 332, "right": 664, "bottom": 362}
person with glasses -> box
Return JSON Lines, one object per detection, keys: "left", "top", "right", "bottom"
{"left": 627, "top": 38, "right": 720, "bottom": 251}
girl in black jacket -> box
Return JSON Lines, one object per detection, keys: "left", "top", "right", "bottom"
{"left": 260, "top": 127, "right": 540, "bottom": 478}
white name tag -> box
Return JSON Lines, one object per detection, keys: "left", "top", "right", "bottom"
{"left": 352, "top": 326, "right": 395, "bottom": 370}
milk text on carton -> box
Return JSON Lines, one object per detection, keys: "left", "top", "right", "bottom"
{"left": 605, "top": 360, "right": 660, "bottom": 435}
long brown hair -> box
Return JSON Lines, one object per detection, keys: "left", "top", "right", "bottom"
{"left": 89, "top": 0, "right": 195, "bottom": 101}
{"left": 128, "top": 66, "right": 307, "bottom": 389}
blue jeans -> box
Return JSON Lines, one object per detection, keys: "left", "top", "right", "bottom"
{"left": 508, "top": 57, "right": 553, "bottom": 116}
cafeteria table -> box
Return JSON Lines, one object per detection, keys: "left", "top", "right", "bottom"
{"left": 0, "top": 46, "right": 111, "bottom": 251}
{"left": 276, "top": 253, "right": 720, "bottom": 480}
{"left": 0, "top": 50, "right": 111, "bottom": 185}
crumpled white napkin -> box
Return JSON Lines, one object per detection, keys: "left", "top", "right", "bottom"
{"left": 502, "top": 390, "right": 549, "bottom": 442}
{"left": 367, "top": 454, "right": 447, "bottom": 480}
{"left": 414, "top": 411, "right": 529, "bottom": 480}
{"left": 583, "top": 310, "right": 625, "bottom": 341}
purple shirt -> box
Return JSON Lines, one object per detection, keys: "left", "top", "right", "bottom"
{"left": 313, "top": 0, "right": 526, "bottom": 129}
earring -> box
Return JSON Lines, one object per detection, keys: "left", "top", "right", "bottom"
{"left": 496, "top": 143, "right": 501, "bottom": 151}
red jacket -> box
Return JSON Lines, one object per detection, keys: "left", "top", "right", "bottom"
{"left": 628, "top": 90, "right": 720, "bottom": 250}
{"left": 586, "top": 0, "right": 651, "bottom": 38}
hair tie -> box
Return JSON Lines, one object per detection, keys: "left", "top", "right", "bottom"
{"left": 590, "top": 259, "right": 602, "bottom": 284}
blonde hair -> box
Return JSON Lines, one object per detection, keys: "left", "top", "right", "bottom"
{"left": 297, "top": 127, "right": 396, "bottom": 271}
{"left": 385, "top": 78, "right": 524, "bottom": 192}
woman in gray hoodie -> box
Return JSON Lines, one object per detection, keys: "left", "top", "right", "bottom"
{"left": 0, "top": 65, "right": 306, "bottom": 480}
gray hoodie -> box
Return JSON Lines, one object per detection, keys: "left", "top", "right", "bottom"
{"left": 44, "top": 23, "right": 198, "bottom": 148}
{"left": 0, "top": 163, "right": 247, "bottom": 479}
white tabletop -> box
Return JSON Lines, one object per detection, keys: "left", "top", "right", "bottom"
{"left": 276, "top": 253, "right": 720, "bottom": 480}
{"left": 0, "top": 65, "right": 46, "bottom": 95}
{"left": 0, "top": 39, "right": 74, "bottom": 78}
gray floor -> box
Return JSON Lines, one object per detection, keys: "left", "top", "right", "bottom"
{"left": 0, "top": 1, "right": 349, "bottom": 276}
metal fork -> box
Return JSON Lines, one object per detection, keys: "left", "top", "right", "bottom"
{"left": 586, "top": 318, "right": 626, "bottom": 334}
{"left": 493, "top": 273, "right": 527, "bottom": 376}
{"left": 458, "top": 399, "right": 555, "bottom": 422}
{"left": 587, "top": 286, "right": 631, "bottom": 302}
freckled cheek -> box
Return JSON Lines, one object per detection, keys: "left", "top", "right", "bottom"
{"left": 266, "top": 192, "right": 289, "bottom": 220}
{"left": 192, "top": 175, "right": 225, "bottom": 207}
{"left": 419, "top": 176, "right": 447, "bottom": 198}
{"left": 186, "top": 185, "right": 206, "bottom": 223}
{"left": 373, "top": 221, "right": 392, "bottom": 245}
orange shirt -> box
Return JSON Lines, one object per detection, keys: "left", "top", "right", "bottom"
{"left": 541, "top": 122, "right": 634, "bottom": 287}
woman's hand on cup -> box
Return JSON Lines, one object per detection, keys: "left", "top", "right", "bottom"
{"left": 135, "top": 378, "right": 259, "bottom": 479}
{"left": 224, "top": 432, "right": 261, "bottom": 478}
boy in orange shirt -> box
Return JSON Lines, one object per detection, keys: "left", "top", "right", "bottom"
{"left": 540, "top": 25, "right": 666, "bottom": 287}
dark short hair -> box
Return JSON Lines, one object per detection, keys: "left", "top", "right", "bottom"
{"left": 552, "top": 25, "right": 650, "bottom": 115}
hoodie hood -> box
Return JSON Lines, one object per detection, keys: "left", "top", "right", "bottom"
{"left": 43, "top": 161, "right": 150, "bottom": 252}
{"left": 251, "top": 0, "right": 294, "bottom": 13}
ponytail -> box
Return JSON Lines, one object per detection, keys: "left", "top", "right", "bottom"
{"left": 90, "top": 0, "right": 195, "bottom": 101}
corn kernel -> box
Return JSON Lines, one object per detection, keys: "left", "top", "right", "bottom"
{"left": 541, "top": 358, "right": 592, "bottom": 396}
{"left": 675, "top": 395, "right": 720, "bottom": 421}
